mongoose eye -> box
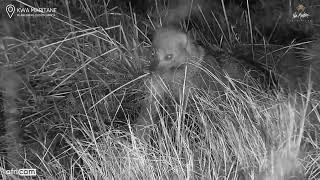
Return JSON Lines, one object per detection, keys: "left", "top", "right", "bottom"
{"left": 164, "top": 54, "right": 173, "bottom": 61}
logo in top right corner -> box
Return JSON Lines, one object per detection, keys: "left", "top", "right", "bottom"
{"left": 291, "top": 3, "right": 311, "bottom": 22}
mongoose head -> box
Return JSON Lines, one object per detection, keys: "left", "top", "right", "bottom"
{"left": 151, "top": 27, "right": 204, "bottom": 73}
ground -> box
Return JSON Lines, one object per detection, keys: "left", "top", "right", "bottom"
{"left": 0, "top": 0, "right": 319, "bottom": 179}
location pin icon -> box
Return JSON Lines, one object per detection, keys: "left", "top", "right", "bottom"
{"left": 6, "top": 4, "right": 15, "bottom": 18}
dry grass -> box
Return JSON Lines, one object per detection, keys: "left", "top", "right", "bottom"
{"left": 0, "top": 0, "right": 319, "bottom": 179}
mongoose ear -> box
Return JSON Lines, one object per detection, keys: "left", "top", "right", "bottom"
{"left": 177, "top": 32, "right": 189, "bottom": 48}
{"left": 179, "top": 32, "right": 204, "bottom": 58}
{"left": 178, "top": 32, "right": 197, "bottom": 55}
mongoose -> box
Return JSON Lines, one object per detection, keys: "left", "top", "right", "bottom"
{"left": 135, "top": 27, "right": 247, "bottom": 140}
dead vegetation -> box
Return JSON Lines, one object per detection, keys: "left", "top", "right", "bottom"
{"left": 0, "top": 0, "right": 319, "bottom": 179}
